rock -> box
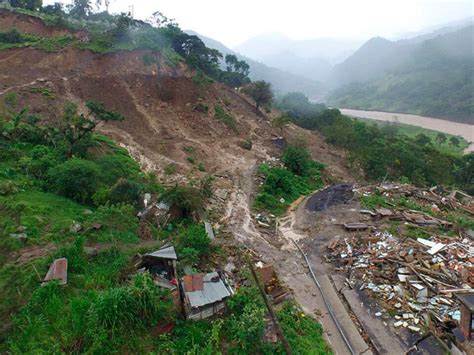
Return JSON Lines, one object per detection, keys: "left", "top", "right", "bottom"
{"left": 84, "top": 247, "right": 98, "bottom": 257}
{"left": 214, "top": 189, "right": 229, "bottom": 201}
{"left": 70, "top": 223, "right": 83, "bottom": 233}
{"left": 91, "top": 223, "right": 102, "bottom": 230}
{"left": 224, "top": 262, "right": 236, "bottom": 273}
{"left": 10, "top": 233, "right": 27, "bottom": 241}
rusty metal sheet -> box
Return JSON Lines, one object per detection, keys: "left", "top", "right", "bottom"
{"left": 43, "top": 258, "right": 68, "bottom": 285}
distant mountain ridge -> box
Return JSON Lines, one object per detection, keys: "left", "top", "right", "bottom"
{"left": 186, "top": 30, "right": 327, "bottom": 100}
{"left": 328, "top": 25, "right": 474, "bottom": 123}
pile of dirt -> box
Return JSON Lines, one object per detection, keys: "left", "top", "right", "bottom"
{"left": 305, "top": 184, "right": 354, "bottom": 212}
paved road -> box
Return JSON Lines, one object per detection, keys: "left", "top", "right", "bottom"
{"left": 341, "top": 109, "right": 474, "bottom": 153}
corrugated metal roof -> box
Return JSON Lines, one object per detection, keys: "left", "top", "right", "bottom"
{"left": 145, "top": 246, "right": 177, "bottom": 260}
{"left": 183, "top": 274, "right": 204, "bottom": 292}
{"left": 185, "top": 272, "right": 231, "bottom": 308}
{"left": 43, "top": 258, "right": 68, "bottom": 285}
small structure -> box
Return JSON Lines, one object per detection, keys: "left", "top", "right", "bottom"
{"left": 43, "top": 258, "right": 68, "bottom": 286}
{"left": 139, "top": 246, "right": 178, "bottom": 290}
{"left": 454, "top": 292, "right": 474, "bottom": 341}
{"left": 183, "top": 272, "right": 232, "bottom": 320}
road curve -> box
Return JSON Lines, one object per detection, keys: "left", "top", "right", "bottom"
{"left": 341, "top": 109, "right": 474, "bottom": 153}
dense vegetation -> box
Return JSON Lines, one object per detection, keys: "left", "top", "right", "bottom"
{"left": 328, "top": 26, "right": 474, "bottom": 122}
{"left": 255, "top": 145, "right": 325, "bottom": 215}
{"left": 277, "top": 93, "right": 473, "bottom": 194}
{"left": 0, "top": 90, "right": 330, "bottom": 352}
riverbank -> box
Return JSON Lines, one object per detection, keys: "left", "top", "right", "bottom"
{"left": 341, "top": 109, "right": 474, "bottom": 153}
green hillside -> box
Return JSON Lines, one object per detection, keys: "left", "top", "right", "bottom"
{"left": 328, "top": 26, "right": 474, "bottom": 123}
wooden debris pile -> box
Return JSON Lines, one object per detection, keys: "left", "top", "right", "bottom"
{"left": 328, "top": 230, "right": 473, "bottom": 336}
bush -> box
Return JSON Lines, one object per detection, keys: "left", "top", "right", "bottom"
{"left": 239, "top": 138, "right": 253, "bottom": 150}
{"left": 20, "top": 145, "right": 62, "bottom": 184}
{"left": 89, "top": 273, "right": 172, "bottom": 338}
{"left": 281, "top": 146, "right": 312, "bottom": 176}
{"left": 95, "top": 154, "right": 141, "bottom": 186}
{"left": 254, "top": 164, "right": 323, "bottom": 215}
{"left": 175, "top": 224, "right": 211, "bottom": 264}
{"left": 49, "top": 158, "right": 100, "bottom": 203}
{"left": 0, "top": 28, "right": 24, "bottom": 44}
{"left": 107, "top": 178, "right": 142, "bottom": 207}
{"left": 194, "top": 102, "right": 209, "bottom": 113}
{"left": 160, "top": 185, "right": 204, "bottom": 218}
{"left": 86, "top": 101, "right": 124, "bottom": 122}
{"left": 214, "top": 105, "right": 237, "bottom": 131}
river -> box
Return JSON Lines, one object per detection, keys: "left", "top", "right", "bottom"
{"left": 340, "top": 109, "right": 474, "bottom": 153}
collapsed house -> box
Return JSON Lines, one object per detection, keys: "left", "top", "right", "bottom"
{"left": 137, "top": 245, "right": 180, "bottom": 305}
{"left": 327, "top": 183, "right": 474, "bottom": 350}
{"left": 182, "top": 272, "right": 233, "bottom": 320}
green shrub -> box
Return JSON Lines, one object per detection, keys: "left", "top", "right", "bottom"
{"left": 214, "top": 105, "right": 237, "bottom": 131}
{"left": 29, "top": 87, "right": 55, "bottom": 99}
{"left": 0, "top": 180, "right": 18, "bottom": 195}
{"left": 49, "top": 158, "right": 100, "bottom": 204}
{"left": 86, "top": 101, "right": 124, "bottom": 121}
{"left": 278, "top": 302, "right": 330, "bottom": 354}
{"left": 282, "top": 145, "right": 318, "bottom": 177}
{"left": 194, "top": 102, "right": 209, "bottom": 113}
{"left": 254, "top": 164, "right": 323, "bottom": 215}
{"left": 95, "top": 154, "right": 141, "bottom": 186}
{"left": 192, "top": 70, "right": 213, "bottom": 87}
{"left": 175, "top": 224, "right": 211, "bottom": 264}
{"left": 20, "top": 145, "right": 62, "bottom": 183}
{"left": 160, "top": 185, "right": 204, "bottom": 218}
{"left": 107, "top": 178, "right": 142, "bottom": 207}
{"left": 0, "top": 28, "right": 24, "bottom": 43}
{"left": 239, "top": 138, "right": 253, "bottom": 150}
{"left": 89, "top": 273, "right": 172, "bottom": 338}
{"left": 164, "top": 163, "right": 176, "bottom": 175}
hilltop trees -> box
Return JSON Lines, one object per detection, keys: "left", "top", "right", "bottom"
{"left": 69, "top": 0, "right": 93, "bottom": 18}
{"left": 242, "top": 81, "right": 273, "bottom": 110}
{"left": 9, "top": 0, "right": 42, "bottom": 11}
{"left": 219, "top": 54, "right": 251, "bottom": 87}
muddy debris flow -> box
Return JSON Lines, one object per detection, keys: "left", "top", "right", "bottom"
{"left": 305, "top": 183, "right": 354, "bottom": 212}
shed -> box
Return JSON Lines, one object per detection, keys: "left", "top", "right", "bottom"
{"left": 454, "top": 292, "right": 474, "bottom": 341}
{"left": 183, "top": 272, "right": 232, "bottom": 320}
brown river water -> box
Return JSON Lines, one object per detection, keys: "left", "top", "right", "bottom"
{"left": 341, "top": 109, "right": 474, "bottom": 154}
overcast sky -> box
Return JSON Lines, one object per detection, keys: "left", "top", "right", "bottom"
{"left": 46, "top": 0, "right": 472, "bottom": 47}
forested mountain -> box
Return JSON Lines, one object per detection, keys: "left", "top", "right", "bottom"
{"left": 328, "top": 25, "right": 474, "bottom": 122}
{"left": 186, "top": 30, "right": 327, "bottom": 99}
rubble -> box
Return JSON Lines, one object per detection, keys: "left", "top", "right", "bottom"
{"left": 327, "top": 183, "right": 474, "bottom": 342}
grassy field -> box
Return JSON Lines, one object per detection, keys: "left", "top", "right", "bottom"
{"left": 354, "top": 117, "right": 469, "bottom": 155}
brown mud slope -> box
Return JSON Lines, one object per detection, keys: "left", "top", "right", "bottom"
{"left": 0, "top": 45, "right": 350, "bottom": 181}
{"left": 0, "top": 9, "right": 75, "bottom": 38}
